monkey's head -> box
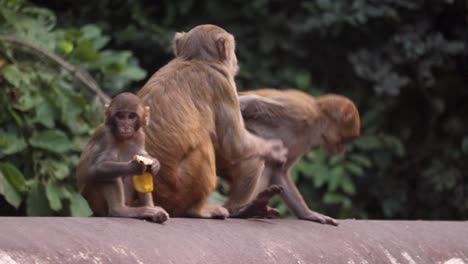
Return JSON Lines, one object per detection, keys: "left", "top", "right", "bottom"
{"left": 172, "top": 24, "right": 239, "bottom": 76}
{"left": 105, "top": 92, "right": 150, "bottom": 140}
{"left": 317, "top": 95, "right": 360, "bottom": 154}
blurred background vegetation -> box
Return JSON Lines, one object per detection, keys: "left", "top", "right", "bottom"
{"left": 0, "top": 0, "right": 466, "bottom": 220}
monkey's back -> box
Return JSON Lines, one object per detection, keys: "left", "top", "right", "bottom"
{"left": 138, "top": 59, "right": 220, "bottom": 215}
{"left": 75, "top": 125, "right": 110, "bottom": 216}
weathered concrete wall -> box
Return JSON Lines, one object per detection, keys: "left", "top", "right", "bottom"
{"left": 0, "top": 217, "right": 467, "bottom": 264}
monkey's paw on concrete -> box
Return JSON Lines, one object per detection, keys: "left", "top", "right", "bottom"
{"left": 143, "top": 207, "right": 170, "bottom": 223}
{"left": 298, "top": 210, "right": 339, "bottom": 226}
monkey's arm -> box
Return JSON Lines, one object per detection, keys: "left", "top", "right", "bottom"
{"left": 271, "top": 170, "right": 311, "bottom": 218}
{"left": 272, "top": 171, "right": 338, "bottom": 226}
{"left": 88, "top": 159, "right": 144, "bottom": 182}
{"left": 215, "top": 98, "right": 284, "bottom": 163}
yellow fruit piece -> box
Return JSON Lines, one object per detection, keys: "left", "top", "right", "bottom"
{"left": 132, "top": 172, "right": 154, "bottom": 193}
{"left": 132, "top": 155, "right": 155, "bottom": 192}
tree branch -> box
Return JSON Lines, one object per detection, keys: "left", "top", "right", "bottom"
{"left": 0, "top": 35, "right": 110, "bottom": 104}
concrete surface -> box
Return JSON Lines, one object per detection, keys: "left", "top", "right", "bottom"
{"left": 0, "top": 217, "right": 467, "bottom": 264}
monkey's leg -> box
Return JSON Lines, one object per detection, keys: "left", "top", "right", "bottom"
{"left": 187, "top": 202, "right": 229, "bottom": 219}
{"left": 184, "top": 144, "right": 229, "bottom": 219}
{"left": 80, "top": 185, "right": 107, "bottom": 217}
{"left": 272, "top": 171, "right": 338, "bottom": 226}
{"left": 138, "top": 192, "right": 155, "bottom": 207}
{"left": 122, "top": 176, "right": 137, "bottom": 206}
{"left": 223, "top": 158, "right": 282, "bottom": 218}
{"left": 103, "top": 179, "right": 169, "bottom": 223}
{"left": 231, "top": 185, "right": 283, "bottom": 218}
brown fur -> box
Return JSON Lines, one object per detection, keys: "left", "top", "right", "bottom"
{"left": 239, "top": 88, "right": 361, "bottom": 225}
{"left": 138, "top": 25, "right": 287, "bottom": 218}
{"left": 76, "top": 92, "right": 169, "bottom": 223}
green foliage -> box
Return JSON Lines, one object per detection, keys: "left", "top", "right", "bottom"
{"left": 54, "top": 25, "right": 146, "bottom": 94}
{"left": 0, "top": 0, "right": 145, "bottom": 216}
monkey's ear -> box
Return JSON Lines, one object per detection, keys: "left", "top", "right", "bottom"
{"left": 104, "top": 103, "right": 110, "bottom": 115}
{"left": 173, "top": 32, "right": 186, "bottom": 56}
{"left": 216, "top": 36, "right": 229, "bottom": 61}
{"left": 341, "top": 103, "right": 355, "bottom": 122}
{"left": 144, "top": 106, "right": 150, "bottom": 126}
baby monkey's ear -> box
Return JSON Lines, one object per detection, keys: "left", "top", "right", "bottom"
{"left": 144, "top": 106, "right": 150, "bottom": 126}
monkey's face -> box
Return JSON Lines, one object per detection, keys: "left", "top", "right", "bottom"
{"left": 111, "top": 111, "right": 140, "bottom": 140}
{"left": 321, "top": 132, "right": 359, "bottom": 155}
{"left": 321, "top": 116, "right": 360, "bottom": 155}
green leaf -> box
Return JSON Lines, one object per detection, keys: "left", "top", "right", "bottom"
{"left": 350, "top": 154, "right": 372, "bottom": 168}
{"left": 0, "top": 169, "right": 22, "bottom": 208}
{"left": 58, "top": 41, "right": 74, "bottom": 54}
{"left": 45, "top": 178, "right": 62, "bottom": 211}
{"left": 119, "top": 66, "right": 147, "bottom": 81}
{"left": 27, "top": 182, "right": 53, "bottom": 216}
{"left": 50, "top": 161, "right": 70, "bottom": 180}
{"left": 74, "top": 39, "right": 99, "bottom": 62}
{"left": 33, "top": 100, "right": 56, "bottom": 128}
{"left": 8, "top": 108, "right": 24, "bottom": 126}
{"left": 0, "top": 162, "right": 26, "bottom": 193}
{"left": 14, "top": 92, "right": 42, "bottom": 111}
{"left": 310, "top": 163, "right": 330, "bottom": 188}
{"left": 354, "top": 135, "right": 382, "bottom": 150}
{"left": 0, "top": 132, "right": 27, "bottom": 155}
{"left": 340, "top": 175, "right": 356, "bottom": 195}
{"left": 295, "top": 71, "right": 311, "bottom": 90}
{"left": 323, "top": 192, "right": 345, "bottom": 205}
{"left": 344, "top": 162, "right": 365, "bottom": 177}
{"left": 29, "top": 130, "right": 74, "bottom": 153}
{"left": 329, "top": 154, "right": 345, "bottom": 165}
{"left": 328, "top": 166, "right": 344, "bottom": 191}
{"left": 2, "top": 64, "right": 22, "bottom": 87}
{"left": 69, "top": 192, "right": 93, "bottom": 217}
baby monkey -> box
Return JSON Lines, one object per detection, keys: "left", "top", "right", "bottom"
{"left": 76, "top": 92, "right": 169, "bottom": 223}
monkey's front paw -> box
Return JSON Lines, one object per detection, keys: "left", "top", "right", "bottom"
{"left": 300, "top": 211, "right": 338, "bottom": 226}
{"left": 129, "top": 160, "right": 146, "bottom": 175}
{"left": 145, "top": 206, "right": 169, "bottom": 223}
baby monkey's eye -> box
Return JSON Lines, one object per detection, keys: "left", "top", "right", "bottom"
{"left": 115, "top": 112, "right": 125, "bottom": 119}
{"left": 128, "top": 112, "right": 137, "bottom": 119}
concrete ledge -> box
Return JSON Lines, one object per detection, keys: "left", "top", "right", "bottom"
{"left": 0, "top": 217, "right": 467, "bottom": 264}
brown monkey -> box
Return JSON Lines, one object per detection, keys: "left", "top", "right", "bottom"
{"left": 76, "top": 92, "right": 169, "bottom": 223}
{"left": 239, "top": 89, "right": 361, "bottom": 225}
{"left": 138, "top": 25, "right": 287, "bottom": 219}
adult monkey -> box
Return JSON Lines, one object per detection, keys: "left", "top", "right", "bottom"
{"left": 76, "top": 93, "right": 169, "bottom": 223}
{"left": 239, "top": 89, "right": 361, "bottom": 226}
{"left": 138, "top": 25, "right": 287, "bottom": 219}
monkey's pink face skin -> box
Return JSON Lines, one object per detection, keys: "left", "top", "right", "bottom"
{"left": 112, "top": 111, "right": 140, "bottom": 140}
{"left": 321, "top": 134, "right": 357, "bottom": 155}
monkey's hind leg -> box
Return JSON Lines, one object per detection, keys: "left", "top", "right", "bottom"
{"left": 183, "top": 142, "right": 229, "bottom": 219}
{"left": 230, "top": 185, "right": 283, "bottom": 219}
{"left": 103, "top": 179, "right": 169, "bottom": 223}
{"left": 223, "top": 157, "right": 282, "bottom": 218}
{"left": 187, "top": 202, "right": 229, "bottom": 219}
